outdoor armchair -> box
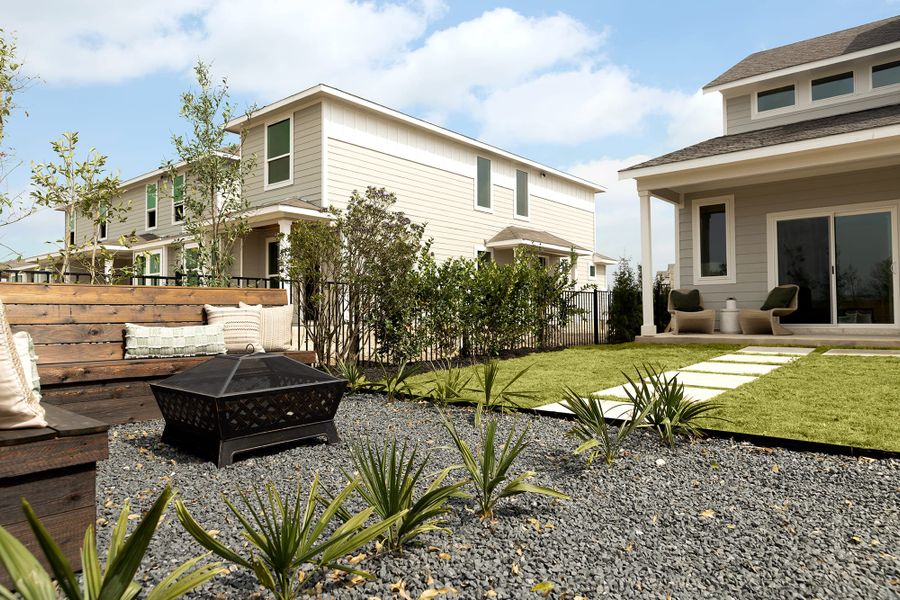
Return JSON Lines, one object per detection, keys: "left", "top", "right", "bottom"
{"left": 739, "top": 284, "right": 799, "bottom": 336}
{"left": 667, "top": 288, "right": 716, "bottom": 334}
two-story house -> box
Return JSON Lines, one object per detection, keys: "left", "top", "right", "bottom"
{"left": 17, "top": 85, "right": 613, "bottom": 289}
{"left": 621, "top": 15, "right": 900, "bottom": 340}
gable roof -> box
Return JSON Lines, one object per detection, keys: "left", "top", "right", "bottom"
{"left": 621, "top": 102, "right": 900, "bottom": 173}
{"left": 486, "top": 225, "right": 591, "bottom": 255}
{"left": 705, "top": 15, "right": 900, "bottom": 90}
{"left": 225, "top": 84, "right": 604, "bottom": 193}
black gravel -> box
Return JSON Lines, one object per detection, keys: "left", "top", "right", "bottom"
{"left": 96, "top": 395, "right": 899, "bottom": 599}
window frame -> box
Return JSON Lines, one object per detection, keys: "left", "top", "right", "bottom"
{"left": 97, "top": 202, "right": 108, "bottom": 241}
{"left": 588, "top": 264, "right": 597, "bottom": 280}
{"left": 135, "top": 248, "right": 164, "bottom": 286}
{"left": 753, "top": 83, "right": 797, "bottom": 117}
{"left": 266, "top": 236, "right": 281, "bottom": 286}
{"left": 871, "top": 59, "right": 900, "bottom": 91}
{"left": 473, "top": 156, "right": 493, "bottom": 213}
{"left": 264, "top": 114, "right": 294, "bottom": 191}
{"left": 514, "top": 168, "right": 529, "bottom": 220}
{"left": 810, "top": 70, "right": 855, "bottom": 103}
{"left": 692, "top": 195, "right": 736, "bottom": 285}
{"left": 473, "top": 244, "right": 493, "bottom": 267}
{"left": 68, "top": 208, "right": 77, "bottom": 246}
{"left": 145, "top": 183, "right": 158, "bottom": 231}
{"left": 172, "top": 174, "right": 185, "bottom": 224}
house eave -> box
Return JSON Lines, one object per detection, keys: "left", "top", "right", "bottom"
{"left": 485, "top": 238, "right": 592, "bottom": 256}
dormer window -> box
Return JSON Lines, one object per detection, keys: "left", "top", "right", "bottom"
{"left": 757, "top": 85, "right": 795, "bottom": 112}
{"left": 812, "top": 72, "right": 853, "bottom": 101}
{"left": 872, "top": 59, "right": 900, "bottom": 89}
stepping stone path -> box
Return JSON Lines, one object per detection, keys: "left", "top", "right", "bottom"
{"left": 822, "top": 348, "right": 900, "bottom": 357}
{"left": 534, "top": 345, "right": 815, "bottom": 419}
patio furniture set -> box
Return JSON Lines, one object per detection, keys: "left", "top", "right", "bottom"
{"left": 667, "top": 284, "right": 799, "bottom": 336}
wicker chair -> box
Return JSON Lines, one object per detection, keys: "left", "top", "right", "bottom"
{"left": 667, "top": 289, "right": 716, "bottom": 334}
{"left": 738, "top": 284, "right": 799, "bottom": 336}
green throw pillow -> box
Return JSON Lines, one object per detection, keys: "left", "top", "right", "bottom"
{"left": 761, "top": 286, "right": 797, "bottom": 311}
{"left": 671, "top": 289, "right": 703, "bottom": 312}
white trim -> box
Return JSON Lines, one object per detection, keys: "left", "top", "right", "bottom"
{"left": 766, "top": 199, "right": 900, "bottom": 327}
{"left": 587, "top": 264, "right": 597, "bottom": 280}
{"left": 117, "top": 153, "right": 237, "bottom": 192}
{"left": 474, "top": 155, "right": 493, "bottom": 213}
{"left": 703, "top": 40, "right": 900, "bottom": 93}
{"left": 514, "top": 168, "right": 530, "bottom": 220}
{"left": 473, "top": 244, "right": 493, "bottom": 263}
{"left": 320, "top": 100, "right": 329, "bottom": 208}
{"left": 810, "top": 69, "right": 856, "bottom": 105}
{"left": 225, "top": 84, "right": 605, "bottom": 193}
{"left": 673, "top": 202, "right": 681, "bottom": 290}
{"left": 172, "top": 174, "right": 185, "bottom": 225}
{"left": 870, "top": 57, "right": 900, "bottom": 92}
{"left": 134, "top": 247, "right": 166, "bottom": 285}
{"left": 263, "top": 113, "right": 294, "bottom": 191}
{"left": 751, "top": 82, "right": 798, "bottom": 119}
{"left": 618, "top": 123, "right": 900, "bottom": 180}
{"left": 486, "top": 238, "right": 592, "bottom": 256}
{"left": 691, "top": 195, "right": 736, "bottom": 285}
{"left": 244, "top": 203, "right": 333, "bottom": 224}
{"left": 145, "top": 183, "right": 158, "bottom": 231}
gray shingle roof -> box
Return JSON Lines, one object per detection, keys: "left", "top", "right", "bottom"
{"left": 705, "top": 15, "right": 900, "bottom": 89}
{"left": 486, "top": 226, "right": 586, "bottom": 251}
{"left": 622, "top": 103, "right": 900, "bottom": 172}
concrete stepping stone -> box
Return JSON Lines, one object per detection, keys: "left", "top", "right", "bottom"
{"left": 658, "top": 370, "right": 757, "bottom": 389}
{"left": 711, "top": 353, "right": 796, "bottom": 365}
{"left": 682, "top": 361, "right": 780, "bottom": 376}
{"left": 593, "top": 383, "right": 724, "bottom": 402}
{"left": 738, "top": 346, "right": 814, "bottom": 356}
{"left": 533, "top": 399, "right": 634, "bottom": 420}
{"left": 822, "top": 348, "right": 900, "bottom": 357}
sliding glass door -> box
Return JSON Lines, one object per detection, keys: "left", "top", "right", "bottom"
{"left": 774, "top": 207, "right": 897, "bottom": 325}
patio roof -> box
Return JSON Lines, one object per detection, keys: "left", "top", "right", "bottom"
{"left": 486, "top": 226, "right": 592, "bottom": 256}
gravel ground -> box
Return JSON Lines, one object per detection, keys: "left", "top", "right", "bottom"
{"left": 97, "top": 395, "right": 899, "bottom": 599}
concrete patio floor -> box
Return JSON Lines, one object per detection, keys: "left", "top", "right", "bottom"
{"left": 636, "top": 332, "right": 900, "bottom": 348}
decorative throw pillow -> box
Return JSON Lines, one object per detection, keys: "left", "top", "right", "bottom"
{"left": 204, "top": 304, "right": 263, "bottom": 353}
{"left": 671, "top": 289, "right": 703, "bottom": 312}
{"left": 12, "top": 332, "right": 41, "bottom": 402}
{"left": 761, "top": 286, "right": 797, "bottom": 311}
{"left": 240, "top": 302, "right": 293, "bottom": 352}
{"left": 124, "top": 323, "right": 226, "bottom": 359}
{"left": 0, "top": 301, "right": 47, "bottom": 429}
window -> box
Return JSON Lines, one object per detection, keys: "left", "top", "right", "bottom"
{"left": 812, "top": 72, "right": 853, "bottom": 101}
{"left": 173, "top": 174, "right": 185, "bottom": 223}
{"left": 146, "top": 184, "right": 157, "bottom": 230}
{"left": 475, "top": 156, "right": 491, "bottom": 210}
{"left": 178, "top": 246, "right": 201, "bottom": 286}
{"left": 692, "top": 196, "right": 735, "bottom": 283}
{"left": 146, "top": 251, "right": 162, "bottom": 286}
{"left": 265, "top": 118, "right": 292, "bottom": 187}
{"left": 589, "top": 264, "right": 597, "bottom": 279}
{"left": 477, "top": 249, "right": 492, "bottom": 264}
{"left": 537, "top": 256, "right": 547, "bottom": 268}
{"left": 98, "top": 203, "right": 108, "bottom": 241}
{"left": 756, "top": 85, "right": 795, "bottom": 112}
{"left": 515, "top": 169, "right": 529, "bottom": 218}
{"left": 68, "top": 209, "right": 76, "bottom": 246}
{"left": 267, "top": 239, "right": 280, "bottom": 286}
{"left": 132, "top": 254, "right": 146, "bottom": 284}
{"left": 872, "top": 59, "right": 900, "bottom": 88}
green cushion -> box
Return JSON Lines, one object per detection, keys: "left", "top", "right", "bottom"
{"left": 671, "top": 289, "right": 703, "bottom": 312}
{"left": 125, "top": 323, "right": 226, "bottom": 359}
{"left": 761, "top": 286, "right": 797, "bottom": 311}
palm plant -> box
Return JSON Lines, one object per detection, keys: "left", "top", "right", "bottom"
{"left": 469, "top": 360, "right": 536, "bottom": 426}
{"left": 0, "top": 486, "right": 224, "bottom": 600}
{"left": 344, "top": 438, "right": 467, "bottom": 551}
{"left": 426, "top": 360, "right": 472, "bottom": 406}
{"left": 328, "top": 356, "right": 369, "bottom": 394}
{"left": 623, "top": 364, "right": 725, "bottom": 447}
{"left": 175, "top": 475, "right": 403, "bottom": 600}
{"left": 561, "top": 387, "right": 650, "bottom": 465}
{"left": 368, "top": 360, "right": 421, "bottom": 402}
{"left": 439, "top": 411, "right": 568, "bottom": 520}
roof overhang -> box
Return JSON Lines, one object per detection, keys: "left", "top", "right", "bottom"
{"left": 592, "top": 254, "right": 618, "bottom": 266}
{"left": 245, "top": 203, "right": 334, "bottom": 227}
{"left": 226, "top": 84, "right": 605, "bottom": 194}
{"left": 485, "top": 238, "right": 592, "bottom": 257}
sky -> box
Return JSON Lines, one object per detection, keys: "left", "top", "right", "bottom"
{"left": 1, "top": 0, "right": 898, "bottom": 272}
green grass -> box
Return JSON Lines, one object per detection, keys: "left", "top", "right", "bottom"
{"left": 408, "top": 343, "right": 740, "bottom": 408}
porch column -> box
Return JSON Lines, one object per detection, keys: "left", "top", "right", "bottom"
{"left": 104, "top": 258, "right": 114, "bottom": 284}
{"left": 277, "top": 219, "right": 293, "bottom": 303}
{"left": 639, "top": 190, "right": 656, "bottom": 336}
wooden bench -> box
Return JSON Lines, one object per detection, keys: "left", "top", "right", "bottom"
{"left": 0, "top": 282, "right": 315, "bottom": 425}
{"left": 0, "top": 404, "right": 108, "bottom": 589}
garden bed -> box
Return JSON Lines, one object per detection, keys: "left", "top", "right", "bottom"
{"left": 95, "top": 395, "right": 898, "bottom": 599}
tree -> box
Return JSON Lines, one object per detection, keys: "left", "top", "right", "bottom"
{"left": 607, "top": 257, "right": 643, "bottom": 343}
{"left": 170, "top": 61, "right": 255, "bottom": 286}
{"left": 31, "top": 132, "right": 125, "bottom": 282}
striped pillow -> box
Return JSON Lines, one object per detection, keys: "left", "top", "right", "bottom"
{"left": 204, "top": 304, "right": 263, "bottom": 353}
{"left": 12, "top": 332, "right": 41, "bottom": 401}
{"left": 0, "top": 300, "right": 46, "bottom": 429}
{"left": 240, "top": 302, "right": 293, "bottom": 352}
{"left": 125, "top": 323, "right": 226, "bottom": 359}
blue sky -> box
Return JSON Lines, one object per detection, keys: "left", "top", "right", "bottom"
{"left": 2, "top": 0, "right": 898, "bottom": 271}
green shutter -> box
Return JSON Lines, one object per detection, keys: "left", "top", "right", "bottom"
{"left": 146, "top": 184, "right": 157, "bottom": 209}
{"left": 516, "top": 170, "right": 528, "bottom": 217}
{"left": 476, "top": 157, "right": 491, "bottom": 208}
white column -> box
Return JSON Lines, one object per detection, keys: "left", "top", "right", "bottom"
{"left": 640, "top": 190, "right": 656, "bottom": 336}
{"left": 277, "top": 219, "right": 293, "bottom": 303}
{"left": 104, "top": 258, "right": 114, "bottom": 284}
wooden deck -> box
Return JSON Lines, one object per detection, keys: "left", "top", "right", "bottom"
{"left": 637, "top": 331, "right": 900, "bottom": 348}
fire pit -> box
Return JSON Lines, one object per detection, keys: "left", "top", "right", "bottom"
{"left": 149, "top": 353, "right": 347, "bottom": 467}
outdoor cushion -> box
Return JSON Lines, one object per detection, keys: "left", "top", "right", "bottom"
{"left": 204, "top": 304, "right": 263, "bottom": 353}
{"left": 0, "top": 300, "right": 46, "bottom": 429}
{"left": 240, "top": 301, "right": 293, "bottom": 352}
{"left": 12, "top": 331, "right": 41, "bottom": 401}
{"left": 124, "top": 323, "right": 226, "bottom": 359}
{"left": 671, "top": 289, "right": 703, "bottom": 312}
{"left": 761, "top": 286, "right": 797, "bottom": 311}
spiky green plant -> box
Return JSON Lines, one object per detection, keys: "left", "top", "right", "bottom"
{"left": 562, "top": 387, "right": 650, "bottom": 465}
{"left": 329, "top": 357, "right": 369, "bottom": 394}
{"left": 368, "top": 360, "right": 421, "bottom": 402}
{"left": 0, "top": 486, "right": 224, "bottom": 600}
{"left": 469, "top": 360, "right": 536, "bottom": 426}
{"left": 439, "top": 411, "right": 568, "bottom": 520}
{"left": 344, "top": 438, "right": 467, "bottom": 551}
{"left": 175, "top": 476, "right": 404, "bottom": 600}
{"left": 426, "top": 360, "right": 472, "bottom": 406}
{"left": 623, "top": 364, "right": 725, "bottom": 447}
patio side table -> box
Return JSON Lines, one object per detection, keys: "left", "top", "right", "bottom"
{"left": 719, "top": 307, "right": 741, "bottom": 334}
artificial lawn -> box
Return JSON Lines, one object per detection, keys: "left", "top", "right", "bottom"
{"left": 407, "top": 342, "right": 740, "bottom": 408}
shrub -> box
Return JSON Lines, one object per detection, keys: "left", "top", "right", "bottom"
{"left": 469, "top": 360, "right": 536, "bottom": 427}
{"left": 623, "top": 364, "right": 725, "bottom": 447}
{"left": 0, "top": 487, "right": 223, "bottom": 600}
{"left": 368, "top": 360, "right": 421, "bottom": 402}
{"left": 562, "top": 387, "right": 650, "bottom": 465}
{"left": 426, "top": 360, "right": 472, "bottom": 406}
{"left": 329, "top": 357, "right": 369, "bottom": 394}
{"left": 345, "top": 438, "right": 467, "bottom": 551}
{"left": 440, "top": 411, "right": 569, "bottom": 520}
{"left": 176, "top": 476, "right": 403, "bottom": 600}
{"left": 607, "top": 257, "right": 642, "bottom": 343}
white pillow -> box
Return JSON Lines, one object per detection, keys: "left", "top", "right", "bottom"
{"left": 0, "top": 301, "right": 46, "bottom": 429}
{"left": 12, "top": 332, "right": 41, "bottom": 402}
{"left": 204, "top": 304, "right": 263, "bottom": 353}
{"left": 240, "top": 302, "right": 293, "bottom": 352}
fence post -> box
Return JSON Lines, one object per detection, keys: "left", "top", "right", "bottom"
{"left": 592, "top": 288, "right": 600, "bottom": 345}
